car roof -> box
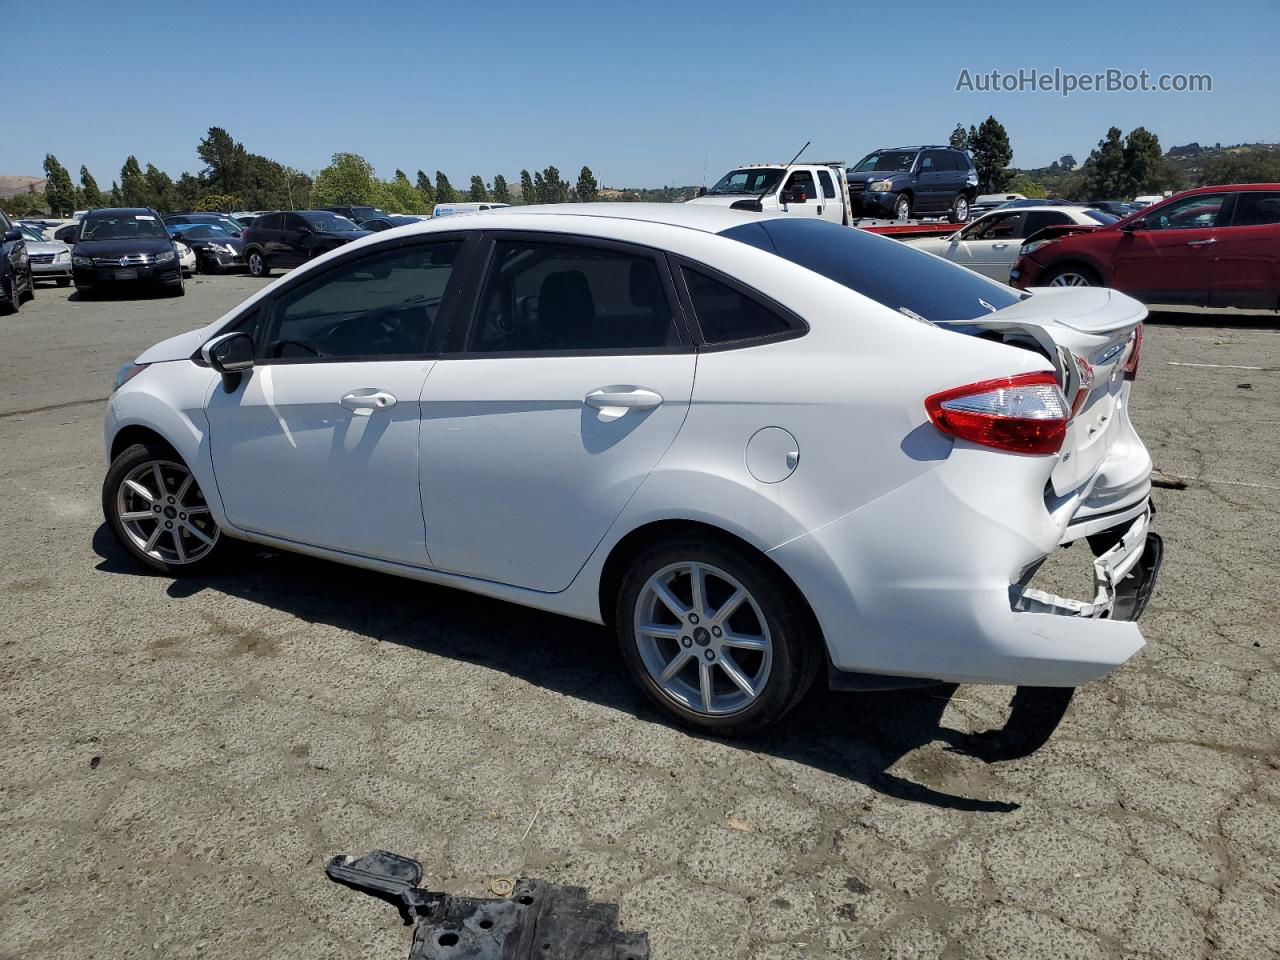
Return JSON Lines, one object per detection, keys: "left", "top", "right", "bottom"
{"left": 980, "top": 204, "right": 1100, "bottom": 215}
{"left": 492, "top": 202, "right": 774, "bottom": 234}
{"left": 84, "top": 207, "right": 156, "bottom": 217}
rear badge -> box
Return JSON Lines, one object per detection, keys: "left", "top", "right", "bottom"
{"left": 978, "top": 298, "right": 997, "bottom": 313}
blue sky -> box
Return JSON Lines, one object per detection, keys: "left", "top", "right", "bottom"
{"left": 4, "top": 0, "right": 1278, "bottom": 188}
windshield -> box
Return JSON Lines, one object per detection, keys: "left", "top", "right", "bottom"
{"left": 720, "top": 218, "right": 1022, "bottom": 324}
{"left": 304, "top": 214, "right": 361, "bottom": 232}
{"left": 1084, "top": 210, "right": 1119, "bottom": 224}
{"left": 852, "top": 151, "right": 917, "bottom": 173}
{"left": 19, "top": 225, "right": 45, "bottom": 242}
{"left": 706, "top": 168, "right": 784, "bottom": 197}
{"left": 80, "top": 214, "right": 168, "bottom": 241}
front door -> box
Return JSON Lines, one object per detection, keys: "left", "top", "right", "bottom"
{"left": 419, "top": 234, "right": 696, "bottom": 592}
{"left": 206, "top": 237, "right": 465, "bottom": 564}
{"left": 1111, "top": 192, "right": 1232, "bottom": 305}
{"left": 779, "top": 169, "right": 823, "bottom": 217}
{"left": 952, "top": 210, "right": 1026, "bottom": 280}
{"left": 1209, "top": 191, "right": 1280, "bottom": 309}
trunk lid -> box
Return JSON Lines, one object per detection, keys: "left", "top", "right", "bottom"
{"left": 937, "top": 287, "right": 1145, "bottom": 495}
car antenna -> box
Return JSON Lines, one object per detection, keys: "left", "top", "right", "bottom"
{"left": 757, "top": 140, "right": 810, "bottom": 208}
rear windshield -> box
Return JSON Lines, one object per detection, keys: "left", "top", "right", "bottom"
{"left": 719, "top": 218, "right": 1023, "bottom": 323}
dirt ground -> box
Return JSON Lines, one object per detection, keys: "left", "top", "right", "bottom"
{"left": 1, "top": 275, "right": 1277, "bottom": 959}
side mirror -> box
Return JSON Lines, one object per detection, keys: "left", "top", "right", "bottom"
{"left": 1121, "top": 217, "right": 1147, "bottom": 232}
{"left": 202, "top": 332, "right": 254, "bottom": 387}
{"left": 296, "top": 226, "right": 312, "bottom": 236}
{"left": 172, "top": 231, "right": 185, "bottom": 241}
{"left": 697, "top": 186, "right": 708, "bottom": 197}
{"left": 2, "top": 228, "right": 20, "bottom": 242}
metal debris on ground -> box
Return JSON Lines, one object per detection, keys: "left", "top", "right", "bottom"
{"left": 326, "top": 850, "right": 649, "bottom": 959}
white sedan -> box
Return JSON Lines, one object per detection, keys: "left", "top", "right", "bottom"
{"left": 176, "top": 241, "right": 196, "bottom": 277}
{"left": 908, "top": 205, "right": 1116, "bottom": 282}
{"left": 101, "top": 205, "right": 1159, "bottom": 735}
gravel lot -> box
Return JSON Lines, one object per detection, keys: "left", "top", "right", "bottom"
{"left": 2, "top": 274, "right": 1277, "bottom": 960}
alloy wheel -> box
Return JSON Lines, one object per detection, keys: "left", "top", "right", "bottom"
{"left": 955, "top": 197, "right": 968, "bottom": 220}
{"left": 1050, "top": 272, "right": 1093, "bottom": 287}
{"left": 633, "top": 561, "right": 773, "bottom": 716}
{"left": 115, "top": 459, "right": 218, "bottom": 564}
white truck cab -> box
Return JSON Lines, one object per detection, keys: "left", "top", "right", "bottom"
{"left": 687, "top": 163, "right": 852, "bottom": 225}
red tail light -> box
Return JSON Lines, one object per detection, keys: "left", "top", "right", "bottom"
{"left": 1123, "top": 323, "right": 1144, "bottom": 381}
{"left": 925, "top": 372, "right": 1069, "bottom": 455}
{"left": 1069, "top": 354, "right": 1094, "bottom": 418}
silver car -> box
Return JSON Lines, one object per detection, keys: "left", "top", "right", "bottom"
{"left": 19, "top": 224, "right": 72, "bottom": 286}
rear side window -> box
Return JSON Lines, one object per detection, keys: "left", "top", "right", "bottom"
{"left": 253, "top": 213, "right": 282, "bottom": 231}
{"left": 682, "top": 268, "right": 793, "bottom": 344}
{"left": 1231, "top": 192, "right": 1280, "bottom": 226}
{"left": 817, "top": 170, "right": 836, "bottom": 199}
{"left": 469, "top": 240, "right": 679, "bottom": 353}
{"left": 1022, "top": 211, "right": 1073, "bottom": 235}
{"left": 720, "top": 217, "right": 1021, "bottom": 324}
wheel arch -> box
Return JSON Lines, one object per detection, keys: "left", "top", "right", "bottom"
{"left": 1042, "top": 257, "right": 1106, "bottom": 284}
{"left": 596, "top": 518, "right": 826, "bottom": 652}
{"left": 110, "top": 423, "right": 179, "bottom": 462}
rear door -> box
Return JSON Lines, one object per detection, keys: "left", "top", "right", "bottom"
{"left": 1210, "top": 191, "right": 1280, "bottom": 309}
{"left": 815, "top": 168, "right": 843, "bottom": 223}
{"left": 1110, "top": 192, "right": 1232, "bottom": 305}
{"left": 915, "top": 151, "right": 949, "bottom": 212}
{"left": 418, "top": 232, "right": 696, "bottom": 592}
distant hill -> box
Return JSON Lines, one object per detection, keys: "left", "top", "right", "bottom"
{"left": 0, "top": 175, "right": 46, "bottom": 199}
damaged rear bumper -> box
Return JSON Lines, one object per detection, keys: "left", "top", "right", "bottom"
{"left": 1013, "top": 503, "right": 1162, "bottom": 621}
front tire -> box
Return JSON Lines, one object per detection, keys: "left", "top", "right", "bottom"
{"left": 892, "top": 194, "right": 912, "bottom": 221}
{"left": 1042, "top": 263, "right": 1101, "bottom": 287}
{"left": 247, "top": 250, "right": 271, "bottom": 278}
{"left": 103, "top": 442, "right": 227, "bottom": 575}
{"left": 616, "top": 538, "right": 820, "bottom": 736}
{"left": 1, "top": 271, "right": 20, "bottom": 314}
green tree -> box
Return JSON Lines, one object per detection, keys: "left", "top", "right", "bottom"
{"left": 435, "top": 171, "right": 458, "bottom": 203}
{"left": 195, "top": 194, "right": 242, "bottom": 212}
{"left": 1081, "top": 127, "right": 1128, "bottom": 199}
{"left": 1199, "top": 148, "right": 1280, "bottom": 186}
{"left": 197, "top": 127, "right": 247, "bottom": 196}
{"left": 949, "top": 124, "right": 969, "bottom": 149}
{"left": 312, "top": 152, "right": 379, "bottom": 205}
{"left": 1122, "top": 127, "right": 1164, "bottom": 195}
{"left": 42, "top": 154, "right": 78, "bottom": 216}
{"left": 535, "top": 166, "right": 569, "bottom": 204}
{"left": 108, "top": 181, "right": 124, "bottom": 206}
{"left": 119, "top": 156, "right": 151, "bottom": 207}
{"left": 492, "top": 174, "right": 510, "bottom": 204}
{"left": 380, "top": 169, "right": 427, "bottom": 213}
{"left": 415, "top": 170, "right": 436, "bottom": 208}
{"left": 969, "top": 116, "right": 1012, "bottom": 192}
{"left": 469, "top": 175, "right": 490, "bottom": 202}
{"left": 575, "top": 166, "right": 599, "bottom": 203}
{"left": 173, "top": 173, "right": 203, "bottom": 211}
{"left": 519, "top": 169, "right": 535, "bottom": 205}
{"left": 79, "top": 166, "right": 104, "bottom": 208}
{"left": 144, "top": 164, "right": 177, "bottom": 212}
{"left": 1004, "top": 173, "right": 1047, "bottom": 198}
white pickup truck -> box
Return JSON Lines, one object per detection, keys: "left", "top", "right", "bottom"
{"left": 687, "top": 163, "right": 855, "bottom": 225}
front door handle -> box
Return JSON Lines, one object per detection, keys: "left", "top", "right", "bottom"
{"left": 584, "top": 387, "right": 663, "bottom": 419}
{"left": 340, "top": 389, "right": 397, "bottom": 416}
{"left": 1186, "top": 238, "right": 1217, "bottom": 247}
{"left": 992, "top": 243, "right": 1009, "bottom": 249}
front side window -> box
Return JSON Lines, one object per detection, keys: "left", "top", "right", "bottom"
{"left": 264, "top": 241, "right": 461, "bottom": 360}
{"left": 1144, "top": 193, "right": 1229, "bottom": 230}
{"left": 470, "top": 240, "right": 679, "bottom": 353}
{"left": 961, "top": 211, "right": 1026, "bottom": 241}
{"left": 783, "top": 170, "right": 817, "bottom": 199}
{"left": 1230, "top": 192, "right": 1280, "bottom": 226}
{"left": 683, "top": 268, "right": 793, "bottom": 344}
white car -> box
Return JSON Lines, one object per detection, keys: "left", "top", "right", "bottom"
{"left": 907, "top": 206, "right": 1118, "bottom": 283}
{"left": 101, "top": 205, "right": 1159, "bottom": 735}
{"left": 176, "top": 241, "right": 196, "bottom": 277}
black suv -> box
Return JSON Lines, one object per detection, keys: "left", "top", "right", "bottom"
{"left": 846, "top": 146, "right": 978, "bottom": 222}
{"left": 0, "top": 208, "right": 35, "bottom": 314}
{"left": 318, "top": 205, "right": 386, "bottom": 224}
{"left": 241, "top": 210, "right": 372, "bottom": 277}
{"left": 71, "top": 208, "right": 184, "bottom": 298}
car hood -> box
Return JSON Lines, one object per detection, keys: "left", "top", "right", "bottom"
{"left": 74, "top": 237, "right": 174, "bottom": 257}
{"left": 685, "top": 195, "right": 771, "bottom": 208}
{"left": 26, "top": 239, "right": 70, "bottom": 256}
{"left": 135, "top": 326, "right": 214, "bottom": 364}
{"left": 904, "top": 235, "right": 959, "bottom": 254}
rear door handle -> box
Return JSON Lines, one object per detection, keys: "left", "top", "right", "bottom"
{"left": 340, "top": 390, "right": 397, "bottom": 416}
{"left": 1186, "top": 238, "right": 1217, "bottom": 247}
{"left": 584, "top": 387, "right": 663, "bottom": 417}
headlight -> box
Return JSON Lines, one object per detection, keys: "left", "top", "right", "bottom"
{"left": 73, "top": 254, "right": 91, "bottom": 267}
{"left": 1020, "top": 238, "right": 1057, "bottom": 257}
{"left": 210, "top": 243, "right": 233, "bottom": 254}
{"left": 112, "top": 362, "right": 149, "bottom": 393}
{"left": 155, "top": 249, "right": 176, "bottom": 263}
{"left": 868, "top": 179, "right": 895, "bottom": 192}
{"left": 56, "top": 250, "right": 70, "bottom": 262}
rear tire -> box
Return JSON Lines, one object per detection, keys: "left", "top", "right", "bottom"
{"left": 615, "top": 537, "right": 820, "bottom": 736}
{"left": 892, "top": 194, "right": 912, "bottom": 221}
{"left": 56, "top": 278, "right": 71, "bottom": 287}
{"left": 1042, "top": 263, "right": 1101, "bottom": 287}
{"left": 103, "top": 441, "right": 229, "bottom": 576}
{"left": 20, "top": 268, "right": 35, "bottom": 301}
{"left": 948, "top": 193, "right": 970, "bottom": 223}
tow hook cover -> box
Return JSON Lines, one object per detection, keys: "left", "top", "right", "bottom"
{"left": 326, "top": 850, "right": 650, "bottom": 959}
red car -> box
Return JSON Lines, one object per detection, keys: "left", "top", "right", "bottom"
{"left": 1011, "top": 184, "right": 1280, "bottom": 310}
